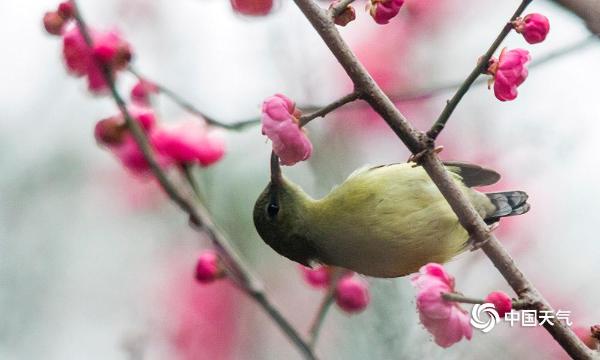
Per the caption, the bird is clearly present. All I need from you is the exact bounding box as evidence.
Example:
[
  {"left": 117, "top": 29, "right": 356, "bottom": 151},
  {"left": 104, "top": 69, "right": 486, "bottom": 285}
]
[{"left": 253, "top": 161, "right": 530, "bottom": 278}]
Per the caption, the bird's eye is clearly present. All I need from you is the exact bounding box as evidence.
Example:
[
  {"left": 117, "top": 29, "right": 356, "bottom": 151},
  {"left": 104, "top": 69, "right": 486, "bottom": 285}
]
[{"left": 267, "top": 203, "right": 279, "bottom": 218}]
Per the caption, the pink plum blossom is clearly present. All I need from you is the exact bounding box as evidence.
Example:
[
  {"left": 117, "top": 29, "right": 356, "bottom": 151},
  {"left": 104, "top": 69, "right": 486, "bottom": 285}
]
[
  {"left": 230, "top": 0, "right": 273, "bottom": 16},
  {"left": 299, "top": 265, "right": 331, "bottom": 288},
  {"left": 194, "top": 250, "right": 224, "bottom": 284},
  {"left": 488, "top": 48, "right": 531, "bottom": 102},
  {"left": 367, "top": 0, "right": 405, "bottom": 25},
  {"left": 152, "top": 121, "right": 226, "bottom": 167},
  {"left": 514, "top": 14, "right": 550, "bottom": 44},
  {"left": 485, "top": 291, "right": 512, "bottom": 317},
  {"left": 411, "top": 263, "right": 472, "bottom": 348},
  {"left": 261, "top": 94, "right": 313, "bottom": 166},
  {"left": 61, "top": 25, "right": 132, "bottom": 93},
  {"left": 335, "top": 275, "right": 370, "bottom": 313},
  {"left": 43, "top": 11, "right": 66, "bottom": 35}
]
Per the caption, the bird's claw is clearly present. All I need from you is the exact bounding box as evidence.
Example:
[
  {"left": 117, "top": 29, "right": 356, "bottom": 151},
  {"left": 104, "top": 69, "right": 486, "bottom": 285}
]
[
  {"left": 408, "top": 146, "right": 444, "bottom": 166},
  {"left": 468, "top": 222, "right": 498, "bottom": 251}
]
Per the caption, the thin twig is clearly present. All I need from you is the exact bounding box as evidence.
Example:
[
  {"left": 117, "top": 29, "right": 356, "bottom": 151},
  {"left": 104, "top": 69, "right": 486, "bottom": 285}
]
[
  {"left": 308, "top": 292, "right": 335, "bottom": 349},
  {"left": 442, "top": 292, "right": 531, "bottom": 310},
  {"left": 72, "top": 3, "right": 316, "bottom": 359},
  {"left": 128, "top": 66, "right": 260, "bottom": 131},
  {"left": 299, "top": 91, "right": 361, "bottom": 126},
  {"left": 426, "top": 0, "right": 533, "bottom": 140},
  {"left": 307, "top": 268, "right": 346, "bottom": 349},
  {"left": 292, "top": 0, "right": 594, "bottom": 358}
]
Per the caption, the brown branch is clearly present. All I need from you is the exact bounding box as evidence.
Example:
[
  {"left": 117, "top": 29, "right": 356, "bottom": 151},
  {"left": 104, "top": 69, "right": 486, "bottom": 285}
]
[
  {"left": 292, "top": 0, "right": 594, "bottom": 358},
  {"left": 426, "top": 0, "right": 533, "bottom": 140},
  {"left": 299, "top": 91, "right": 361, "bottom": 126},
  {"left": 71, "top": 3, "right": 316, "bottom": 359}
]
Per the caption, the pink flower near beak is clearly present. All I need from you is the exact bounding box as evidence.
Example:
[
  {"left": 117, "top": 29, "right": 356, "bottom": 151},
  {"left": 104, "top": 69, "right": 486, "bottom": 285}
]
[{"left": 261, "top": 94, "right": 313, "bottom": 166}]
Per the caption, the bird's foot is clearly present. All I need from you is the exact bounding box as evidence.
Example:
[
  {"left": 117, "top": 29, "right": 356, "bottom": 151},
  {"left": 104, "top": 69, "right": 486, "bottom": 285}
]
[
  {"left": 468, "top": 222, "right": 498, "bottom": 251},
  {"left": 408, "top": 145, "right": 444, "bottom": 166}
]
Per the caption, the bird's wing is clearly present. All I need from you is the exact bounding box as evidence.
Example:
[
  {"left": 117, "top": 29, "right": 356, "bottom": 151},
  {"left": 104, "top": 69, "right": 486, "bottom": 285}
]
[{"left": 443, "top": 161, "right": 501, "bottom": 187}]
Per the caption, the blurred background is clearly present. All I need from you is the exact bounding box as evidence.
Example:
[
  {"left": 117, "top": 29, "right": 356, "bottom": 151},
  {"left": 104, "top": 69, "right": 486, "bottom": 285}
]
[{"left": 1, "top": 0, "right": 599, "bottom": 359}]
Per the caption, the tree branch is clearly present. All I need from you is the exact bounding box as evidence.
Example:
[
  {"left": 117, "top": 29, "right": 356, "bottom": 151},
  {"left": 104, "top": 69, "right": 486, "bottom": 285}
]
[
  {"left": 549, "top": 0, "right": 600, "bottom": 35},
  {"left": 426, "top": 0, "right": 533, "bottom": 140},
  {"left": 292, "top": 0, "right": 594, "bottom": 358},
  {"left": 299, "top": 91, "right": 361, "bottom": 126},
  {"left": 72, "top": 3, "right": 316, "bottom": 359}
]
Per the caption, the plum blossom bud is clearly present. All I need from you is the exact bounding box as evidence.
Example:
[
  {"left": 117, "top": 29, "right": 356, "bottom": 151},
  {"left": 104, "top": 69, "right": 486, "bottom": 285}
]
[
  {"left": 230, "top": 0, "right": 273, "bottom": 16},
  {"left": 43, "top": 12, "right": 66, "bottom": 35},
  {"left": 57, "top": 1, "right": 75, "bottom": 20},
  {"left": 152, "top": 121, "right": 226, "bottom": 167},
  {"left": 94, "top": 116, "right": 126, "bottom": 145},
  {"left": 484, "top": 291, "right": 512, "bottom": 317},
  {"left": 195, "top": 250, "right": 225, "bottom": 284},
  {"left": 261, "top": 94, "right": 313, "bottom": 166},
  {"left": 130, "top": 79, "right": 159, "bottom": 105},
  {"left": 411, "top": 263, "right": 472, "bottom": 348},
  {"left": 513, "top": 14, "right": 550, "bottom": 44},
  {"left": 487, "top": 48, "right": 531, "bottom": 102},
  {"left": 366, "top": 0, "right": 405, "bottom": 25},
  {"left": 330, "top": 1, "right": 356, "bottom": 27},
  {"left": 299, "top": 265, "right": 331, "bottom": 288},
  {"left": 335, "top": 275, "right": 370, "bottom": 313}
]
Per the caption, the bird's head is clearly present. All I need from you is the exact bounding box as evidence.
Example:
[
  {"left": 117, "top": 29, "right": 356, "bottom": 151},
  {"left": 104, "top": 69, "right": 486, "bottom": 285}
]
[{"left": 253, "top": 154, "right": 316, "bottom": 266}]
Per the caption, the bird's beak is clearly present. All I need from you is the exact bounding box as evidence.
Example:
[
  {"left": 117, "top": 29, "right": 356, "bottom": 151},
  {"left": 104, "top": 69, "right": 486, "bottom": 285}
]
[{"left": 269, "top": 151, "right": 282, "bottom": 206}]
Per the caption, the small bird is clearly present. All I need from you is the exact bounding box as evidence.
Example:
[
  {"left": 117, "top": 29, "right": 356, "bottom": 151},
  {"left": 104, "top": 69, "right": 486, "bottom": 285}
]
[{"left": 253, "top": 161, "right": 529, "bottom": 278}]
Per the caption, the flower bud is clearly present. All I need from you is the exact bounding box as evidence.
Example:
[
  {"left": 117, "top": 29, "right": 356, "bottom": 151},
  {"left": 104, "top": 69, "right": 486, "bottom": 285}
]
[
  {"left": 57, "top": 1, "right": 75, "bottom": 20},
  {"left": 335, "top": 275, "right": 370, "bottom": 313},
  {"left": 484, "top": 291, "right": 512, "bottom": 317},
  {"left": 230, "top": 0, "right": 273, "bottom": 16},
  {"left": 367, "top": 0, "right": 405, "bottom": 25},
  {"left": 299, "top": 265, "right": 331, "bottom": 288},
  {"left": 43, "top": 11, "right": 66, "bottom": 35},
  {"left": 94, "top": 116, "right": 126, "bottom": 146},
  {"left": 131, "top": 79, "right": 159, "bottom": 105},
  {"left": 194, "top": 250, "right": 225, "bottom": 284},
  {"left": 514, "top": 13, "right": 550, "bottom": 44}
]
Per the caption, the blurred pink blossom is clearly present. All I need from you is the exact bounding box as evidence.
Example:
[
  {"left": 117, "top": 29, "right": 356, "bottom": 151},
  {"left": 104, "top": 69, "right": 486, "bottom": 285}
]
[
  {"left": 514, "top": 14, "right": 550, "bottom": 44},
  {"left": 43, "top": 11, "right": 66, "bottom": 35},
  {"left": 485, "top": 291, "right": 512, "bottom": 317},
  {"left": 153, "top": 121, "right": 226, "bottom": 167},
  {"left": 230, "top": 0, "right": 273, "bottom": 16},
  {"left": 130, "top": 79, "right": 159, "bottom": 105},
  {"left": 367, "top": 0, "right": 405, "bottom": 25},
  {"left": 335, "top": 275, "right": 370, "bottom": 313},
  {"left": 62, "top": 25, "right": 132, "bottom": 93},
  {"left": 261, "top": 94, "right": 313, "bottom": 166},
  {"left": 488, "top": 48, "right": 531, "bottom": 102},
  {"left": 411, "top": 263, "right": 472, "bottom": 348},
  {"left": 299, "top": 265, "right": 331, "bottom": 288}
]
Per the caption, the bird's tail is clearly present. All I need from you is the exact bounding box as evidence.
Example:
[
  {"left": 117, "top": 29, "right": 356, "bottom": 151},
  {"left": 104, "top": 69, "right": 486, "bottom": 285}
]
[{"left": 484, "top": 191, "right": 530, "bottom": 224}]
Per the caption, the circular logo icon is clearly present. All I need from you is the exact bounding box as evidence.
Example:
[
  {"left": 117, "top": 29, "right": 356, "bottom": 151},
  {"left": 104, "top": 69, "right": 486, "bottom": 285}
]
[{"left": 471, "top": 303, "right": 500, "bottom": 333}]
